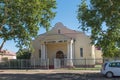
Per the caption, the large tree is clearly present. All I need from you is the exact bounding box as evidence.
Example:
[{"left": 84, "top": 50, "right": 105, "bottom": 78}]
[
  {"left": 0, "top": 0, "right": 56, "bottom": 51},
  {"left": 77, "top": 0, "right": 120, "bottom": 58}
]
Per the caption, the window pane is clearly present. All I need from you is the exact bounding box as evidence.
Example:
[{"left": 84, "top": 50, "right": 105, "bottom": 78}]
[
  {"left": 80, "top": 48, "right": 83, "bottom": 57},
  {"left": 109, "top": 62, "right": 117, "bottom": 67},
  {"left": 39, "top": 49, "right": 41, "bottom": 58},
  {"left": 58, "top": 29, "right": 61, "bottom": 34},
  {"left": 116, "top": 62, "right": 120, "bottom": 67}
]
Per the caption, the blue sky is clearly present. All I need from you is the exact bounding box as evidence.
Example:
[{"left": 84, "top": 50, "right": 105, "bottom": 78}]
[{"left": 0, "top": 0, "right": 82, "bottom": 52}]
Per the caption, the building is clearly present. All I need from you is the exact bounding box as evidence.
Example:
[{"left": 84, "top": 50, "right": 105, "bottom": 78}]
[
  {"left": 31, "top": 22, "right": 102, "bottom": 68},
  {"left": 0, "top": 50, "right": 16, "bottom": 61}
]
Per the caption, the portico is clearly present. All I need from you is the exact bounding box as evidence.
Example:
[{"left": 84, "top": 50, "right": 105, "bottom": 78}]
[{"left": 40, "top": 38, "right": 74, "bottom": 67}]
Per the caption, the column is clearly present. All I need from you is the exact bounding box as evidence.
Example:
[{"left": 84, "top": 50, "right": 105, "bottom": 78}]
[
  {"left": 41, "top": 43, "right": 46, "bottom": 67},
  {"left": 67, "top": 39, "right": 73, "bottom": 67},
  {"left": 41, "top": 43, "right": 46, "bottom": 60}
]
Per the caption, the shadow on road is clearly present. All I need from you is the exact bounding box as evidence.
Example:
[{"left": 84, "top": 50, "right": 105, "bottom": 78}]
[{"left": 0, "top": 73, "right": 120, "bottom": 80}]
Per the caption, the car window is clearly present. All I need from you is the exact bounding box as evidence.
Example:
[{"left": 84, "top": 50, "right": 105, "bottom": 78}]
[
  {"left": 103, "top": 63, "right": 108, "bottom": 70},
  {"left": 109, "top": 62, "right": 120, "bottom": 67},
  {"left": 109, "top": 62, "right": 116, "bottom": 67},
  {"left": 116, "top": 62, "right": 120, "bottom": 67}
]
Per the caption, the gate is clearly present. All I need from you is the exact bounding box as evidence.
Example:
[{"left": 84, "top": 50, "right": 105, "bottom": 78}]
[{"left": 54, "top": 58, "right": 67, "bottom": 69}]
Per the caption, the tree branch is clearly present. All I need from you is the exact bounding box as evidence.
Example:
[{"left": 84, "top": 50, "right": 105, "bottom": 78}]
[
  {"left": 109, "top": 0, "right": 113, "bottom": 6},
  {"left": 0, "top": 39, "right": 6, "bottom": 51},
  {"left": 0, "top": 0, "right": 8, "bottom": 31}
]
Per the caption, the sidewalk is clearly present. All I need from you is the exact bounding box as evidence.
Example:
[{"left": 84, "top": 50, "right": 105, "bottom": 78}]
[{"left": 0, "top": 69, "right": 100, "bottom": 74}]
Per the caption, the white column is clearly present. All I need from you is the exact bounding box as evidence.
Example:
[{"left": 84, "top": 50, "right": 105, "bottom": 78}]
[
  {"left": 45, "top": 45, "right": 47, "bottom": 59},
  {"left": 70, "top": 40, "right": 73, "bottom": 60},
  {"left": 67, "top": 42, "right": 70, "bottom": 60},
  {"left": 67, "top": 40, "right": 73, "bottom": 67},
  {"left": 41, "top": 43, "right": 46, "bottom": 60}
]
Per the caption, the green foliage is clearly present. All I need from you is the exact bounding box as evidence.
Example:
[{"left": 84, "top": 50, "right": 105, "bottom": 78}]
[
  {"left": 77, "top": 0, "right": 120, "bottom": 57},
  {"left": 17, "top": 50, "right": 31, "bottom": 59},
  {"left": 0, "top": 0, "right": 56, "bottom": 50}
]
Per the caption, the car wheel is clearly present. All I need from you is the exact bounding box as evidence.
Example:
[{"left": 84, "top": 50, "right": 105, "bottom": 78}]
[{"left": 106, "top": 72, "right": 113, "bottom": 78}]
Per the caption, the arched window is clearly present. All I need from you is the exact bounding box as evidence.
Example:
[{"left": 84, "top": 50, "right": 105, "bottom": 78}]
[{"left": 56, "top": 51, "right": 64, "bottom": 59}]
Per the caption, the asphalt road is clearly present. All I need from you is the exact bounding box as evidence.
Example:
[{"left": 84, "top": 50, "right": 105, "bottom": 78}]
[{"left": 0, "top": 70, "right": 120, "bottom": 80}]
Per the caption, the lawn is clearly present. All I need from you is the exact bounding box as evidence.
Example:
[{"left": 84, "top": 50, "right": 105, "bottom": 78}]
[{"left": 69, "top": 65, "right": 102, "bottom": 70}]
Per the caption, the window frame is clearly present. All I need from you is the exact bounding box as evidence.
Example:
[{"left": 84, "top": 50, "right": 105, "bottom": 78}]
[
  {"left": 39, "top": 49, "right": 41, "bottom": 58},
  {"left": 80, "top": 48, "right": 83, "bottom": 57}
]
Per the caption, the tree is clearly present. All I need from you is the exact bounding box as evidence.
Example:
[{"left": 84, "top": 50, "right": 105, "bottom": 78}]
[
  {"left": 17, "top": 50, "right": 31, "bottom": 59},
  {"left": 0, "top": 0, "right": 56, "bottom": 51},
  {"left": 77, "top": 0, "right": 120, "bottom": 58}
]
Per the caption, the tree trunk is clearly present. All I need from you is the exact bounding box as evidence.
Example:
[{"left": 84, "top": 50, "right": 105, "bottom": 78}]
[{"left": 0, "top": 39, "right": 6, "bottom": 51}]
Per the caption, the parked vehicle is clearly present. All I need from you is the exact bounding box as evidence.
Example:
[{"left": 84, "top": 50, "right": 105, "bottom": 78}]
[{"left": 101, "top": 60, "right": 120, "bottom": 78}]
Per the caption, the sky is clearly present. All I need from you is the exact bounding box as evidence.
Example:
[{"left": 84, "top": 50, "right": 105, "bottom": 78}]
[{"left": 0, "top": 0, "right": 82, "bottom": 52}]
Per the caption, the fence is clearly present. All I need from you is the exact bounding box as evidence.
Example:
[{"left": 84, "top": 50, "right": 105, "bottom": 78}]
[
  {"left": 0, "top": 58, "right": 118, "bottom": 70},
  {"left": 0, "top": 59, "right": 49, "bottom": 69},
  {"left": 54, "top": 58, "right": 103, "bottom": 70}
]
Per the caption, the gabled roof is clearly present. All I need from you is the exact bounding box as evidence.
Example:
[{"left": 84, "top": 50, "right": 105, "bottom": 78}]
[{"left": 38, "top": 22, "right": 84, "bottom": 40}]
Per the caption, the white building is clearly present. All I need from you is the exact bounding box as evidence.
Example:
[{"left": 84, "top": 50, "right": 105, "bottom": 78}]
[{"left": 31, "top": 22, "right": 102, "bottom": 68}]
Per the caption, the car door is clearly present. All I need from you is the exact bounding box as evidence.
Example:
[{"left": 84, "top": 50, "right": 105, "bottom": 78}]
[
  {"left": 108, "top": 62, "right": 119, "bottom": 76},
  {"left": 109, "top": 62, "right": 120, "bottom": 76},
  {"left": 115, "top": 62, "right": 120, "bottom": 76}
]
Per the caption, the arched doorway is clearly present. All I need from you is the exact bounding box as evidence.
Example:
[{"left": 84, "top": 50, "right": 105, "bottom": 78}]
[
  {"left": 56, "top": 51, "right": 64, "bottom": 59},
  {"left": 55, "top": 51, "right": 64, "bottom": 68}
]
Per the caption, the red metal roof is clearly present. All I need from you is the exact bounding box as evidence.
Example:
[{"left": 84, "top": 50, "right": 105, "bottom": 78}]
[{"left": 0, "top": 50, "right": 16, "bottom": 56}]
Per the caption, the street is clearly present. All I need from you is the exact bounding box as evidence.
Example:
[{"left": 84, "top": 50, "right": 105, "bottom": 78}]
[{"left": 0, "top": 69, "right": 120, "bottom": 80}]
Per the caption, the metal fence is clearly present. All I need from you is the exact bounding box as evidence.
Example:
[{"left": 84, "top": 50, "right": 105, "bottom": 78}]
[
  {"left": 54, "top": 58, "right": 103, "bottom": 70},
  {"left": 0, "top": 59, "right": 49, "bottom": 69},
  {"left": 0, "top": 58, "right": 118, "bottom": 70}
]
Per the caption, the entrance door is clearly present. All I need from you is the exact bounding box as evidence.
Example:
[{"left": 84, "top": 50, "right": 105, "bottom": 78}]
[{"left": 54, "top": 51, "right": 64, "bottom": 68}]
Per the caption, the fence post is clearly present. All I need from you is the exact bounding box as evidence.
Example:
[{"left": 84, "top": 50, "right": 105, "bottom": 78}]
[
  {"left": 8, "top": 60, "right": 10, "bottom": 69},
  {"left": 19, "top": 59, "right": 21, "bottom": 69},
  {"left": 25, "top": 59, "right": 27, "bottom": 69},
  {"left": 34, "top": 59, "right": 35, "bottom": 69},
  {"left": 85, "top": 58, "right": 86, "bottom": 70},
  {"left": 21, "top": 59, "right": 22, "bottom": 69},
  {"left": 47, "top": 59, "right": 49, "bottom": 69}
]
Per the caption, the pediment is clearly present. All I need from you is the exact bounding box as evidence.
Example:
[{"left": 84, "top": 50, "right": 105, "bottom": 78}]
[
  {"left": 38, "top": 22, "right": 85, "bottom": 43},
  {"left": 40, "top": 34, "right": 71, "bottom": 42}
]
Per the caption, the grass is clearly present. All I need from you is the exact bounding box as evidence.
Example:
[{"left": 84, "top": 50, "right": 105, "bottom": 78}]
[{"left": 69, "top": 65, "right": 102, "bottom": 70}]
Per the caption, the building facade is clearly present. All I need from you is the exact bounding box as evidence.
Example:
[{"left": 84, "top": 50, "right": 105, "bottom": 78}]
[
  {"left": 0, "top": 50, "right": 16, "bottom": 61},
  {"left": 31, "top": 22, "right": 102, "bottom": 68}
]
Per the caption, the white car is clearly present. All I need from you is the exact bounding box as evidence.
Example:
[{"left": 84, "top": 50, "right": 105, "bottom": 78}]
[{"left": 101, "top": 60, "right": 120, "bottom": 78}]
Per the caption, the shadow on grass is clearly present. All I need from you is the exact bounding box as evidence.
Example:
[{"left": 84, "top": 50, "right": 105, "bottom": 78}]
[{"left": 0, "top": 73, "right": 120, "bottom": 80}]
